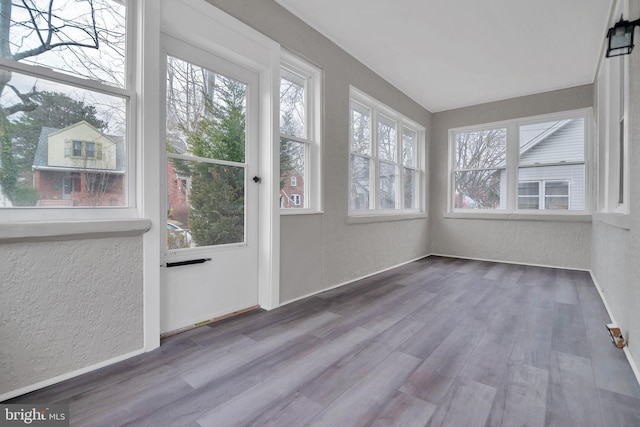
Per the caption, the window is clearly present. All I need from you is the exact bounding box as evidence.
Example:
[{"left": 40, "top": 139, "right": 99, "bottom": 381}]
[
  {"left": 349, "top": 87, "right": 425, "bottom": 215},
  {"left": 279, "top": 52, "right": 322, "bottom": 212},
  {"left": 453, "top": 127, "right": 506, "bottom": 209},
  {"left": 450, "top": 109, "right": 590, "bottom": 214},
  {"left": 0, "top": 0, "right": 131, "bottom": 211},
  {"left": 73, "top": 141, "right": 83, "bottom": 157},
  {"left": 518, "top": 180, "right": 570, "bottom": 210},
  {"left": 68, "top": 141, "right": 103, "bottom": 159}
]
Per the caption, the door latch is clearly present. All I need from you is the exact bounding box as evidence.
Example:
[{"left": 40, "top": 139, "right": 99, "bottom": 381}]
[{"left": 252, "top": 176, "right": 261, "bottom": 183}]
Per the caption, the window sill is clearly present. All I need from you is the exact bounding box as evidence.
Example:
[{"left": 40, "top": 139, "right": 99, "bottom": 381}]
[
  {"left": 0, "top": 218, "right": 152, "bottom": 244},
  {"left": 348, "top": 212, "right": 427, "bottom": 224},
  {"left": 593, "top": 212, "right": 631, "bottom": 230},
  {"left": 280, "top": 209, "right": 324, "bottom": 216},
  {"left": 443, "top": 211, "right": 591, "bottom": 223}
]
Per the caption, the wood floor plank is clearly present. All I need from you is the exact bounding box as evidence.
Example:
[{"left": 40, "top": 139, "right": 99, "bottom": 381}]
[
  {"left": 551, "top": 302, "right": 591, "bottom": 359},
  {"left": 401, "top": 317, "right": 487, "bottom": 403},
  {"left": 126, "top": 335, "right": 326, "bottom": 427},
  {"left": 597, "top": 388, "right": 640, "bottom": 427},
  {"left": 498, "top": 363, "right": 549, "bottom": 427},
  {"left": 509, "top": 302, "right": 555, "bottom": 370},
  {"left": 370, "top": 392, "right": 436, "bottom": 427},
  {"left": 458, "top": 309, "right": 525, "bottom": 387},
  {"left": 438, "top": 379, "right": 497, "bottom": 427},
  {"left": 298, "top": 340, "right": 394, "bottom": 407},
  {"left": 545, "top": 351, "right": 603, "bottom": 427},
  {"left": 246, "top": 392, "right": 324, "bottom": 427},
  {"left": 196, "top": 327, "right": 375, "bottom": 426},
  {"left": 305, "top": 351, "right": 422, "bottom": 427}
]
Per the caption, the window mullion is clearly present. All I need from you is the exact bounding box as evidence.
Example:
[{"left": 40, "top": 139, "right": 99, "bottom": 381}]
[
  {"left": 507, "top": 123, "right": 519, "bottom": 211},
  {"left": 372, "top": 106, "right": 379, "bottom": 210}
]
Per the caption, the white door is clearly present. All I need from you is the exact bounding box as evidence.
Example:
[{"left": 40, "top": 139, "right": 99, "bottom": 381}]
[{"left": 160, "top": 36, "right": 260, "bottom": 334}]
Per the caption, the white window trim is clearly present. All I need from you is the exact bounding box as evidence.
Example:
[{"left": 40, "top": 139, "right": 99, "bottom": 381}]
[
  {"left": 0, "top": 0, "right": 137, "bottom": 222},
  {"left": 448, "top": 108, "right": 593, "bottom": 218},
  {"left": 348, "top": 86, "right": 426, "bottom": 218},
  {"left": 594, "top": 0, "right": 630, "bottom": 217},
  {"left": 279, "top": 50, "right": 323, "bottom": 215}
]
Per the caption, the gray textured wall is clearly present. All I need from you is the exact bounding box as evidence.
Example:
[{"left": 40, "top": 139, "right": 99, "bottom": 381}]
[
  {"left": 429, "top": 85, "right": 594, "bottom": 269},
  {"left": 207, "top": 0, "right": 431, "bottom": 303},
  {"left": 592, "top": 0, "right": 640, "bottom": 371},
  {"left": 0, "top": 236, "right": 143, "bottom": 397}
]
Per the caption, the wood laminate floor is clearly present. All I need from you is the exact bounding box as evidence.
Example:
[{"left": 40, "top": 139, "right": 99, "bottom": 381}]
[{"left": 7, "top": 256, "right": 640, "bottom": 426}]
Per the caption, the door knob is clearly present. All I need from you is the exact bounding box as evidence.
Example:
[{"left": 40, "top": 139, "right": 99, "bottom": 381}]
[{"left": 252, "top": 176, "right": 261, "bottom": 183}]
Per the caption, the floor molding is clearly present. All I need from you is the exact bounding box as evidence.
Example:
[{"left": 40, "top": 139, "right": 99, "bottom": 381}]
[
  {"left": 0, "top": 348, "right": 145, "bottom": 402},
  {"left": 429, "top": 252, "right": 591, "bottom": 272}
]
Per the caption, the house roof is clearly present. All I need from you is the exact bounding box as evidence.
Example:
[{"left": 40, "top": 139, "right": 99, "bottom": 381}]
[
  {"left": 32, "top": 121, "right": 125, "bottom": 172},
  {"left": 519, "top": 119, "right": 573, "bottom": 157}
]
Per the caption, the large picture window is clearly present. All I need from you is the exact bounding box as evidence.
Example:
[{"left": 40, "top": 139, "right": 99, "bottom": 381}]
[
  {"left": 349, "top": 87, "right": 425, "bottom": 215},
  {"left": 450, "top": 109, "right": 590, "bottom": 214},
  {"left": 279, "top": 52, "right": 322, "bottom": 212},
  {"left": 0, "top": 0, "right": 131, "bottom": 211}
]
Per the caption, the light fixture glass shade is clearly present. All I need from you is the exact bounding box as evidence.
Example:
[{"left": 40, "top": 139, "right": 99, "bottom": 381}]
[{"left": 606, "top": 18, "right": 638, "bottom": 57}]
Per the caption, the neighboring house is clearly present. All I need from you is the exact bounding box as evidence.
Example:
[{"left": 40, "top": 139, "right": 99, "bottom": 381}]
[
  {"left": 499, "top": 118, "right": 585, "bottom": 210},
  {"left": 167, "top": 160, "right": 190, "bottom": 224},
  {"left": 280, "top": 169, "right": 304, "bottom": 208},
  {"left": 32, "top": 121, "right": 125, "bottom": 206}
]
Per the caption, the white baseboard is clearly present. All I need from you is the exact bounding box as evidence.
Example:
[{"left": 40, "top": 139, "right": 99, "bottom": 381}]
[
  {"left": 429, "top": 252, "right": 591, "bottom": 272},
  {"left": 279, "top": 254, "right": 431, "bottom": 307},
  {"left": 0, "top": 348, "right": 145, "bottom": 402},
  {"left": 589, "top": 272, "right": 640, "bottom": 388}
]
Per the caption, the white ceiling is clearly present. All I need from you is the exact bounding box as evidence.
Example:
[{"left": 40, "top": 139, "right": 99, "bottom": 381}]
[{"left": 275, "top": 0, "right": 614, "bottom": 112}]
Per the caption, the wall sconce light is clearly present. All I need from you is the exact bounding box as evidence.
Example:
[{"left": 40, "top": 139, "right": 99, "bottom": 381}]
[{"left": 606, "top": 15, "right": 640, "bottom": 57}]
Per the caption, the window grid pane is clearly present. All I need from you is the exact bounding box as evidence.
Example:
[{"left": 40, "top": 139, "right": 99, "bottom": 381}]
[
  {"left": 378, "top": 114, "right": 397, "bottom": 162},
  {"left": 454, "top": 169, "right": 504, "bottom": 209},
  {"left": 379, "top": 161, "right": 397, "bottom": 209},
  {"left": 351, "top": 101, "right": 371, "bottom": 156},
  {"left": 455, "top": 128, "right": 506, "bottom": 170},
  {"left": 280, "top": 139, "right": 306, "bottom": 209},
  {"left": 279, "top": 73, "right": 306, "bottom": 138},
  {"left": 4, "top": 0, "right": 127, "bottom": 88},
  {"left": 350, "top": 155, "right": 371, "bottom": 210},
  {"left": 403, "top": 128, "right": 417, "bottom": 167},
  {"left": 404, "top": 168, "right": 417, "bottom": 210}
]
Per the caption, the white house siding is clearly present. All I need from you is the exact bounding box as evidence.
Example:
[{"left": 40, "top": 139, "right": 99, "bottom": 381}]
[{"left": 520, "top": 118, "right": 585, "bottom": 164}]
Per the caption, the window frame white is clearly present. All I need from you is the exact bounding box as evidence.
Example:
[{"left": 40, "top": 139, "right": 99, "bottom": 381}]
[
  {"left": 596, "top": 0, "right": 630, "bottom": 216},
  {"left": 348, "top": 86, "right": 426, "bottom": 217},
  {"left": 0, "top": 0, "right": 137, "bottom": 221},
  {"left": 448, "top": 108, "right": 592, "bottom": 217},
  {"left": 279, "top": 50, "right": 322, "bottom": 215}
]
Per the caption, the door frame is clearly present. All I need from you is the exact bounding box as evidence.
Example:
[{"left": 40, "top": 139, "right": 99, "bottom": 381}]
[{"left": 143, "top": 0, "right": 281, "bottom": 350}]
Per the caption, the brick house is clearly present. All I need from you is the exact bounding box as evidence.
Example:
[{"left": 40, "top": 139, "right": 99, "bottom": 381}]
[
  {"left": 166, "top": 160, "right": 190, "bottom": 225},
  {"left": 280, "top": 169, "right": 304, "bottom": 208},
  {"left": 32, "top": 121, "right": 125, "bottom": 206}
]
